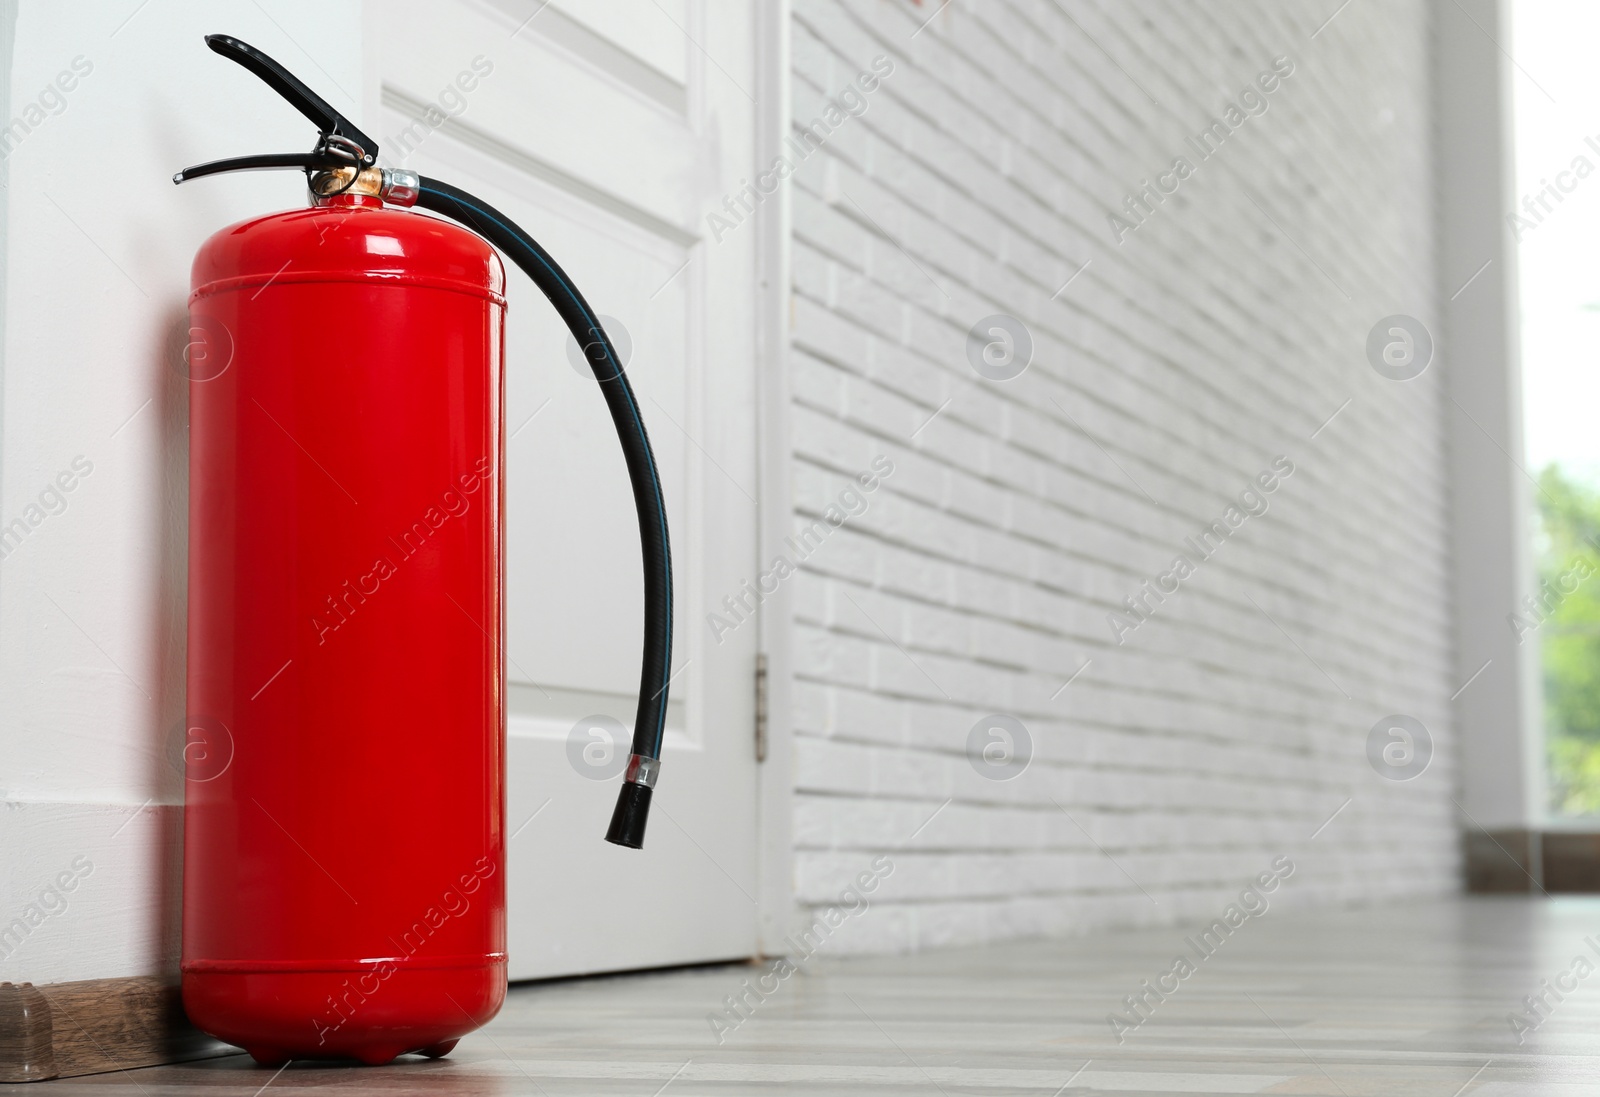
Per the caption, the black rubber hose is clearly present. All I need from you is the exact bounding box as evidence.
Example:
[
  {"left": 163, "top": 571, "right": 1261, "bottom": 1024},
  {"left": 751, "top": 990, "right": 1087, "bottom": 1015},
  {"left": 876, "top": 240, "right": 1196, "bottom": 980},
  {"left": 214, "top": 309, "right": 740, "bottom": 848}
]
[{"left": 415, "top": 177, "right": 670, "bottom": 849}]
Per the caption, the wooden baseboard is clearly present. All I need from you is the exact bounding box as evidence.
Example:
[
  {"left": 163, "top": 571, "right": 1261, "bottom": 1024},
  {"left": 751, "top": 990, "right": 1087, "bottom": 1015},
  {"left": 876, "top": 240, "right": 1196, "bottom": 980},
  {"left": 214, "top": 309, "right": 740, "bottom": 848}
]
[
  {"left": 1542, "top": 832, "right": 1600, "bottom": 892},
  {"left": 0, "top": 976, "right": 230, "bottom": 1083},
  {"left": 1463, "top": 828, "right": 1543, "bottom": 893},
  {"left": 1463, "top": 827, "right": 1600, "bottom": 894}
]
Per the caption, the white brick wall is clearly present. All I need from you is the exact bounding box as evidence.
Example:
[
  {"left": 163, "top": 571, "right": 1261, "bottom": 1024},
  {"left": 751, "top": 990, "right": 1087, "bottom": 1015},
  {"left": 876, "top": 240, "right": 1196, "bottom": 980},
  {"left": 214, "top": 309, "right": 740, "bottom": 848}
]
[{"left": 786, "top": 0, "right": 1455, "bottom": 953}]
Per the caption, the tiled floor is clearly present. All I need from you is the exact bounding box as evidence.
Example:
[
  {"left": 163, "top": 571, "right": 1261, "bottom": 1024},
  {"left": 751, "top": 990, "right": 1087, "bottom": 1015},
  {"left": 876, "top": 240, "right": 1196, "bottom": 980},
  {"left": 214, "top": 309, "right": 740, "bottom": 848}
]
[{"left": 38, "top": 896, "right": 1600, "bottom": 1094}]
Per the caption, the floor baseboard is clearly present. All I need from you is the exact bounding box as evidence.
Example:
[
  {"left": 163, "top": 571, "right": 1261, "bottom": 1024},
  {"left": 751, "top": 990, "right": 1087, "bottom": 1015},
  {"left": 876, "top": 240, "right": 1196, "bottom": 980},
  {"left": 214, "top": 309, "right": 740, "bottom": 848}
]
[
  {"left": 0, "top": 976, "right": 230, "bottom": 1083},
  {"left": 1463, "top": 827, "right": 1600, "bottom": 893}
]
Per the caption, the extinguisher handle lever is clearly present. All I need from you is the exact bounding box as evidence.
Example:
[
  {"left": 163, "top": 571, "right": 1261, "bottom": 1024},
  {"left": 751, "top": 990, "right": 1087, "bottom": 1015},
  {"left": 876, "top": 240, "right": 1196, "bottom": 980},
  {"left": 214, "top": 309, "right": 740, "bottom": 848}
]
[{"left": 202, "top": 34, "right": 380, "bottom": 166}]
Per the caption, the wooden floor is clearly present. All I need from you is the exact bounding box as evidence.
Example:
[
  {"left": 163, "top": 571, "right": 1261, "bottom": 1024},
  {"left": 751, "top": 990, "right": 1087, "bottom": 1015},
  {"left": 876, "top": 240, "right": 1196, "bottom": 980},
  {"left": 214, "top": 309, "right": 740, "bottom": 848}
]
[{"left": 34, "top": 896, "right": 1600, "bottom": 1094}]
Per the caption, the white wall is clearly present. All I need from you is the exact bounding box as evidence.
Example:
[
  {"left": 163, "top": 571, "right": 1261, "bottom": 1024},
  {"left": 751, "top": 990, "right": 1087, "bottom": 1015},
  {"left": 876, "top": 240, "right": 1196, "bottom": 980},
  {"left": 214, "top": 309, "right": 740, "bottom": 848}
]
[
  {"left": 0, "top": 1, "right": 363, "bottom": 985},
  {"left": 786, "top": 0, "right": 1459, "bottom": 952},
  {"left": 1436, "top": 0, "right": 1543, "bottom": 831}
]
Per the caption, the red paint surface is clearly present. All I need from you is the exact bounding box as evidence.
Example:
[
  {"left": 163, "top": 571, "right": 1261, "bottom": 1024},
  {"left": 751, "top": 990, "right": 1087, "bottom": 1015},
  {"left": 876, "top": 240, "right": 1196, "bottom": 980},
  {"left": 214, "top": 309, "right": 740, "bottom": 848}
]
[{"left": 182, "top": 194, "right": 507, "bottom": 1065}]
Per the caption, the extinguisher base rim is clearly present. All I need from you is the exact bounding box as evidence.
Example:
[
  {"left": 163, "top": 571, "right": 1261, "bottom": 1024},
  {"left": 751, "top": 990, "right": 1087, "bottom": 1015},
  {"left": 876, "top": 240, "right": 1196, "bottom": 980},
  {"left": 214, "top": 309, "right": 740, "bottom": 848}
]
[{"left": 604, "top": 782, "right": 652, "bottom": 849}]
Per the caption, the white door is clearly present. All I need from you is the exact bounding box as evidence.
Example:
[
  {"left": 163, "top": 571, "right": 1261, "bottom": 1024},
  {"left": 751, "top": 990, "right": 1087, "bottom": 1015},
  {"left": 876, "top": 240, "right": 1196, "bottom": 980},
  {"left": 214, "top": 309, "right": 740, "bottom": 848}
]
[{"left": 378, "top": 0, "right": 761, "bottom": 979}]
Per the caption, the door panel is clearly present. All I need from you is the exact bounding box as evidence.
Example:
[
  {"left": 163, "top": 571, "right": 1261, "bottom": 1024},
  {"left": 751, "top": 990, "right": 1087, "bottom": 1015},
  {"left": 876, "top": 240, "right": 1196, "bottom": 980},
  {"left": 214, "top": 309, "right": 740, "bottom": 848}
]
[
  {"left": 380, "top": 0, "right": 759, "bottom": 979},
  {"left": 544, "top": 0, "right": 690, "bottom": 87},
  {"left": 382, "top": 4, "right": 701, "bottom": 227}
]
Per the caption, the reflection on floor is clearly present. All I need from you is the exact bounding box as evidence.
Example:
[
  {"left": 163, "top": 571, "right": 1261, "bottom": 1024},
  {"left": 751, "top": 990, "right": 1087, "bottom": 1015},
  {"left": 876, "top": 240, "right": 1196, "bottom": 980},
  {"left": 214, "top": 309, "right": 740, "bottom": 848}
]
[{"left": 36, "top": 897, "right": 1600, "bottom": 1094}]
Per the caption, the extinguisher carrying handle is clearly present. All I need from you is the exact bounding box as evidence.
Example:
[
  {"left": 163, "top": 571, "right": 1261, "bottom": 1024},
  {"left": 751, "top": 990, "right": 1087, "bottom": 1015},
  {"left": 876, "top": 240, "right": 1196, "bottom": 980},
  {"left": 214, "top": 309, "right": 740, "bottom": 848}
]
[
  {"left": 412, "top": 178, "right": 673, "bottom": 851},
  {"left": 173, "top": 150, "right": 357, "bottom": 185}
]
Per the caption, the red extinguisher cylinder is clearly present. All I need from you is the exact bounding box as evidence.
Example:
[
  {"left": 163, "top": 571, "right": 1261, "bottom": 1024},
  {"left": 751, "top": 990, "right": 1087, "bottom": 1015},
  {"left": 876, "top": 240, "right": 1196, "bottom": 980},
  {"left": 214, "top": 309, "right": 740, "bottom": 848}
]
[{"left": 182, "top": 192, "right": 508, "bottom": 1065}]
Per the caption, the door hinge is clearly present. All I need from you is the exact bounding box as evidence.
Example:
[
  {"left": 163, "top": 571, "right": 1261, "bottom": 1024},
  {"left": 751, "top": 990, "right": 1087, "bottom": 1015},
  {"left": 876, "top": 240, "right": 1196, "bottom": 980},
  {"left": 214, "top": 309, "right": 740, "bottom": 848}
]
[{"left": 754, "top": 652, "right": 768, "bottom": 763}]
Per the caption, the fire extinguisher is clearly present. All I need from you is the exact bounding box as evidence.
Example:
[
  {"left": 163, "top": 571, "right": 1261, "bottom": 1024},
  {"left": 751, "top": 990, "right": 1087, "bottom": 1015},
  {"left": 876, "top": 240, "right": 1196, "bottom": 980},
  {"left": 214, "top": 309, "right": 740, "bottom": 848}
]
[{"left": 173, "top": 35, "right": 671, "bottom": 1065}]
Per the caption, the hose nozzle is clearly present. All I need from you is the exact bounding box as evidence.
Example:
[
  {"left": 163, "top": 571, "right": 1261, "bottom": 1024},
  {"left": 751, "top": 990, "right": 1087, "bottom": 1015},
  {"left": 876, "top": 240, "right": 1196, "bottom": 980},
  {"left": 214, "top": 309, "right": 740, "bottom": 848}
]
[
  {"left": 604, "top": 782, "right": 652, "bottom": 849},
  {"left": 604, "top": 754, "right": 658, "bottom": 849}
]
